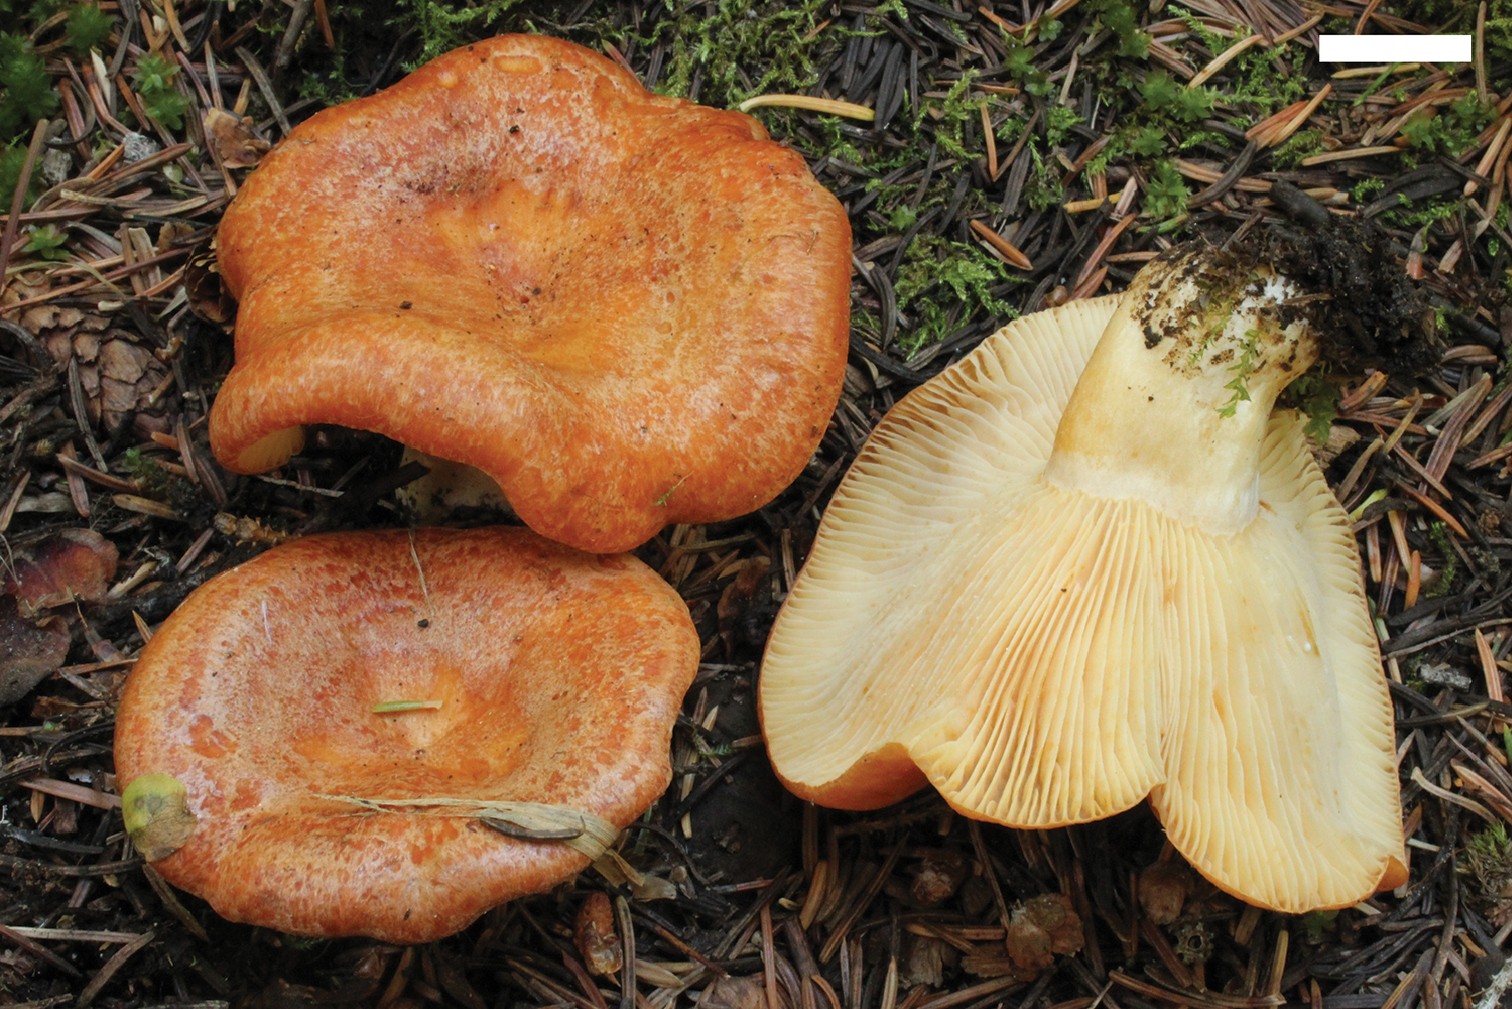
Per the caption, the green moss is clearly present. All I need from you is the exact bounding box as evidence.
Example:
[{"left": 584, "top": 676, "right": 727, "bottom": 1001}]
[
  {"left": 1126, "top": 124, "right": 1166, "bottom": 158},
  {"left": 920, "top": 70, "right": 983, "bottom": 160},
  {"left": 400, "top": 0, "right": 527, "bottom": 65},
  {"left": 122, "top": 446, "right": 171, "bottom": 495},
  {"left": 1378, "top": 193, "right": 1463, "bottom": 231},
  {"left": 0, "top": 32, "right": 58, "bottom": 140},
  {"left": 1217, "top": 329, "right": 1261, "bottom": 418},
  {"left": 1460, "top": 821, "right": 1512, "bottom": 916},
  {"left": 1400, "top": 92, "right": 1496, "bottom": 162},
  {"left": 0, "top": 143, "right": 24, "bottom": 204},
  {"left": 1022, "top": 144, "right": 1064, "bottom": 211},
  {"left": 1086, "top": 0, "right": 1149, "bottom": 58},
  {"left": 1270, "top": 128, "right": 1322, "bottom": 169},
  {"left": 1001, "top": 34, "right": 1052, "bottom": 98},
  {"left": 1143, "top": 159, "right": 1189, "bottom": 226},
  {"left": 1282, "top": 373, "right": 1340, "bottom": 444},
  {"left": 1351, "top": 176, "right": 1386, "bottom": 204},
  {"left": 0, "top": 0, "right": 65, "bottom": 20},
  {"left": 65, "top": 3, "right": 112, "bottom": 54},
  {"left": 132, "top": 52, "right": 190, "bottom": 131},
  {"left": 20, "top": 223, "right": 68, "bottom": 260},
  {"left": 1425, "top": 521, "right": 1458, "bottom": 597},
  {"left": 1140, "top": 69, "right": 1215, "bottom": 123},
  {"left": 1298, "top": 910, "right": 1340, "bottom": 944},
  {"left": 1175, "top": 128, "right": 1230, "bottom": 151},
  {"left": 292, "top": 1, "right": 614, "bottom": 106},
  {"left": 645, "top": 0, "right": 833, "bottom": 105},
  {"left": 1225, "top": 44, "right": 1308, "bottom": 116},
  {"left": 893, "top": 236, "right": 1017, "bottom": 351},
  {"left": 1044, "top": 104, "right": 1083, "bottom": 146}
]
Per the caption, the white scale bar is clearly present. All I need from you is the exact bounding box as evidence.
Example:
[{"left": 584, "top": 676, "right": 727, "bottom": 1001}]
[{"left": 1317, "top": 34, "right": 1472, "bottom": 63}]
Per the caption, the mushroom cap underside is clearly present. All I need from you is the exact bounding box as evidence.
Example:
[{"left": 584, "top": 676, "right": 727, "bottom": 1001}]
[
  {"left": 210, "top": 34, "right": 851, "bottom": 553},
  {"left": 759, "top": 295, "right": 1405, "bottom": 913},
  {"left": 114, "top": 526, "right": 699, "bottom": 943}
]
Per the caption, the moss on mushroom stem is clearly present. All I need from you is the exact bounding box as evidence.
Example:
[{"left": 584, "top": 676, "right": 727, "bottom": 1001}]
[{"left": 1044, "top": 246, "right": 1323, "bottom": 536}]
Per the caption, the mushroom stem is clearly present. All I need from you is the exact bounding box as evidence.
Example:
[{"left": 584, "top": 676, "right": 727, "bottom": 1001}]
[{"left": 1043, "top": 247, "right": 1322, "bottom": 536}]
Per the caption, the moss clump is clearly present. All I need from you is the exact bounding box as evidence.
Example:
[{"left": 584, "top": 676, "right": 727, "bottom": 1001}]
[
  {"left": 131, "top": 52, "right": 191, "bottom": 132},
  {"left": 1399, "top": 92, "right": 1496, "bottom": 163},
  {"left": 1282, "top": 373, "right": 1341, "bottom": 445},
  {"left": 64, "top": 2, "right": 112, "bottom": 54},
  {"left": 1461, "top": 822, "right": 1512, "bottom": 925},
  {"left": 0, "top": 26, "right": 59, "bottom": 209},
  {"left": 893, "top": 236, "right": 1017, "bottom": 352},
  {"left": 1143, "top": 159, "right": 1190, "bottom": 227},
  {"left": 643, "top": 0, "right": 833, "bottom": 104},
  {"left": 402, "top": 0, "right": 528, "bottom": 65},
  {"left": 0, "top": 31, "right": 58, "bottom": 139}
]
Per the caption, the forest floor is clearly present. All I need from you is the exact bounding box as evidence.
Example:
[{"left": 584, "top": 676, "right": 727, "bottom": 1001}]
[{"left": 1, "top": 0, "right": 1511, "bottom": 1007}]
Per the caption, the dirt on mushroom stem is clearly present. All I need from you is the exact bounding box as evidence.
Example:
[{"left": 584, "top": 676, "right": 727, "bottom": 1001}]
[{"left": 1238, "top": 214, "right": 1440, "bottom": 378}]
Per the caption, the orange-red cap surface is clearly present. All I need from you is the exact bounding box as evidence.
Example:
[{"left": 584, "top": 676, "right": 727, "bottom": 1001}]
[
  {"left": 114, "top": 526, "right": 699, "bottom": 942},
  {"left": 210, "top": 34, "right": 851, "bottom": 552}
]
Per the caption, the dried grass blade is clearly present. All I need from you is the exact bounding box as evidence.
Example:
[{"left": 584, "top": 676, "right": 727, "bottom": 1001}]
[{"left": 317, "top": 795, "right": 619, "bottom": 860}]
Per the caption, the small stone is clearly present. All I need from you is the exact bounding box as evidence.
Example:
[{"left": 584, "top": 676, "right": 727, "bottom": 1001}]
[{"left": 122, "top": 131, "right": 160, "bottom": 163}]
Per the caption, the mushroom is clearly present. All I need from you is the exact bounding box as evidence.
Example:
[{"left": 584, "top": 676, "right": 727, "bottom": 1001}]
[
  {"left": 759, "top": 245, "right": 1406, "bottom": 913},
  {"left": 114, "top": 526, "right": 699, "bottom": 942},
  {"left": 209, "top": 34, "right": 851, "bottom": 553}
]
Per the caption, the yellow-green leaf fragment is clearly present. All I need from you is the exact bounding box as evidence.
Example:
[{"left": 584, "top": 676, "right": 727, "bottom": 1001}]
[
  {"left": 371, "top": 698, "right": 443, "bottom": 713},
  {"left": 121, "top": 773, "right": 197, "bottom": 861}
]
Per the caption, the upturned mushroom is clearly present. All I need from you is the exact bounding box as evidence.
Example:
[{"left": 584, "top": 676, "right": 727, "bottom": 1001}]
[
  {"left": 210, "top": 34, "right": 851, "bottom": 553},
  {"left": 114, "top": 526, "right": 698, "bottom": 942},
  {"left": 759, "top": 244, "right": 1406, "bottom": 913}
]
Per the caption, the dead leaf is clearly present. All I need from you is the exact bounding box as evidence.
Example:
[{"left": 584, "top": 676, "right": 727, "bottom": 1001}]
[
  {"left": 184, "top": 239, "right": 235, "bottom": 325},
  {"left": 1139, "top": 859, "right": 1195, "bottom": 925},
  {"left": 0, "top": 597, "right": 71, "bottom": 706},
  {"left": 203, "top": 107, "right": 272, "bottom": 169},
  {"left": 698, "top": 976, "right": 766, "bottom": 1009},
  {"left": 1005, "top": 893, "right": 1083, "bottom": 975},
  {"left": 4, "top": 528, "right": 119, "bottom": 614},
  {"left": 908, "top": 848, "right": 970, "bottom": 906}
]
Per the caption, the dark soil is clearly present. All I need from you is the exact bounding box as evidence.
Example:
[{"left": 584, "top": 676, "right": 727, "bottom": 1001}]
[{"left": 1261, "top": 190, "right": 1438, "bottom": 375}]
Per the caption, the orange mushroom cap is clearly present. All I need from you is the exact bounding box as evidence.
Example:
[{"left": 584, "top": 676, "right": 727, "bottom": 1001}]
[
  {"left": 113, "top": 526, "right": 698, "bottom": 943},
  {"left": 210, "top": 34, "right": 852, "bottom": 553}
]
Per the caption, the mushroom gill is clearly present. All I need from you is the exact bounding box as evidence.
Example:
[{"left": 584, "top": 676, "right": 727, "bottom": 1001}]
[{"left": 759, "top": 246, "right": 1405, "bottom": 913}]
